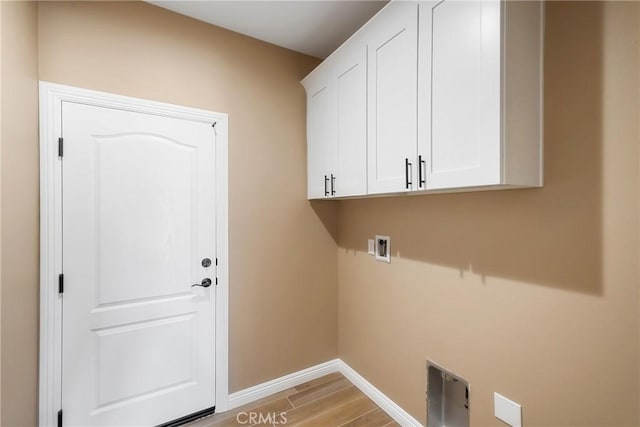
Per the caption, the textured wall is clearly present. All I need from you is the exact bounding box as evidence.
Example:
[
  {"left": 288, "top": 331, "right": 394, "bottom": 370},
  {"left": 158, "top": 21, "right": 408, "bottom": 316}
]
[
  {"left": 337, "top": 2, "right": 640, "bottom": 425},
  {"left": 1, "top": 2, "right": 39, "bottom": 425}
]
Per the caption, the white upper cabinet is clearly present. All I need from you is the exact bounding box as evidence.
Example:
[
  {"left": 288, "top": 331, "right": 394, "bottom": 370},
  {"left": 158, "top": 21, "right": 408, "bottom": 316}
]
[
  {"left": 334, "top": 43, "right": 367, "bottom": 197},
  {"left": 366, "top": 2, "right": 418, "bottom": 195},
  {"left": 302, "top": 0, "right": 543, "bottom": 200},
  {"left": 418, "top": 0, "right": 543, "bottom": 190},
  {"left": 305, "top": 70, "right": 334, "bottom": 199},
  {"left": 302, "top": 39, "right": 367, "bottom": 199}
]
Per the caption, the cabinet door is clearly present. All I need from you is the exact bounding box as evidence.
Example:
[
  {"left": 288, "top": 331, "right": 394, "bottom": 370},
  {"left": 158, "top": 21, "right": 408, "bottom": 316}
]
[
  {"left": 367, "top": 2, "right": 418, "bottom": 194},
  {"left": 333, "top": 44, "right": 367, "bottom": 197},
  {"left": 306, "top": 75, "right": 335, "bottom": 199},
  {"left": 423, "top": 0, "right": 501, "bottom": 190}
]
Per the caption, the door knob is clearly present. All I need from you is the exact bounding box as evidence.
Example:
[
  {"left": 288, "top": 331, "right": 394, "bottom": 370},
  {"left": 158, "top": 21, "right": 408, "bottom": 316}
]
[{"left": 192, "top": 278, "right": 212, "bottom": 288}]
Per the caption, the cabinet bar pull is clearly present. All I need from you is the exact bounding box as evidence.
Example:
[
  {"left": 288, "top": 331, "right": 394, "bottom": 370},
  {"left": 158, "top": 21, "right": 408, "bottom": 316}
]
[
  {"left": 418, "top": 155, "right": 426, "bottom": 188},
  {"left": 331, "top": 174, "right": 336, "bottom": 196},
  {"left": 405, "top": 158, "right": 412, "bottom": 189},
  {"left": 324, "top": 175, "right": 329, "bottom": 196}
]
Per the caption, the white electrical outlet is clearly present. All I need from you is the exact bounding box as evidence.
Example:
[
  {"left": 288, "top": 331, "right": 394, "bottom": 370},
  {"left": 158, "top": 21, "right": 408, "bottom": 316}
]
[
  {"left": 375, "top": 235, "right": 390, "bottom": 263},
  {"left": 367, "top": 239, "right": 375, "bottom": 255},
  {"left": 494, "top": 392, "right": 522, "bottom": 427}
]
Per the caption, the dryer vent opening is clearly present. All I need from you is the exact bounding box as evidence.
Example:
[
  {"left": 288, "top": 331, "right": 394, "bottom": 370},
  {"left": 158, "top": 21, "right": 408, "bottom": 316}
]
[{"left": 427, "top": 361, "right": 469, "bottom": 427}]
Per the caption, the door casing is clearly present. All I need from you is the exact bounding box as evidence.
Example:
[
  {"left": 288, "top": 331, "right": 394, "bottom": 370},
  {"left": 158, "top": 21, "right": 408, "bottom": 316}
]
[{"left": 38, "top": 82, "right": 230, "bottom": 426}]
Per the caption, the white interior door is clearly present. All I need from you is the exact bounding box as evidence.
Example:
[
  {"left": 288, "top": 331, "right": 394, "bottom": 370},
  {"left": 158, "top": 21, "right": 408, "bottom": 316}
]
[{"left": 62, "top": 101, "right": 216, "bottom": 426}]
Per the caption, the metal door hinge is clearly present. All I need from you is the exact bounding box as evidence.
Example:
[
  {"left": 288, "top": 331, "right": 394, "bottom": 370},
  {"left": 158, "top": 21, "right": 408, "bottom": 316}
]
[
  {"left": 58, "top": 137, "right": 64, "bottom": 157},
  {"left": 58, "top": 274, "right": 64, "bottom": 294},
  {"left": 57, "top": 409, "right": 63, "bottom": 427}
]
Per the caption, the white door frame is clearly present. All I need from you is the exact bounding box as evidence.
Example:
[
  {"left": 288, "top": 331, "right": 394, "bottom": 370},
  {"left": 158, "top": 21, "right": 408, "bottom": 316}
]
[{"left": 38, "top": 82, "right": 230, "bottom": 426}]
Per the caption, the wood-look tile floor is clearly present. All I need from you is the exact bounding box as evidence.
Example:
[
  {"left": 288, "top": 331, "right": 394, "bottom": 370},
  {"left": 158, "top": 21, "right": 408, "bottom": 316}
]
[{"left": 185, "top": 373, "right": 400, "bottom": 427}]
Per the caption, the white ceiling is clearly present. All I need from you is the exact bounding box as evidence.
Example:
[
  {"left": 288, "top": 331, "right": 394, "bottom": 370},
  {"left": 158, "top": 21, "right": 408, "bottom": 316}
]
[{"left": 147, "top": 1, "right": 387, "bottom": 58}]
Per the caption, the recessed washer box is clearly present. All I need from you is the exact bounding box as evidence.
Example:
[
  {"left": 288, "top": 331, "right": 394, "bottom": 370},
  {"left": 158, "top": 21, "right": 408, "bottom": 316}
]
[{"left": 375, "top": 235, "right": 390, "bottom": 263}]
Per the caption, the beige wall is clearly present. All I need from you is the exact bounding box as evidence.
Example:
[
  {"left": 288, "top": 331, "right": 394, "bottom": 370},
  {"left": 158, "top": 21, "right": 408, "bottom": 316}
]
[
  {"left": 3, "top": 1, "right": 640, "bottom": 426},
  {"left": 1, "top": 1, "right": 339, "bottom": 424},
  {"left": 0, "top": 2, "right": 3, "bottom": 422},
  {"left": 338, "top": 2, "right": 640, "bottom": 426},
  {"left": 1, "top": 2, "right": 40, "bottom": 426}
]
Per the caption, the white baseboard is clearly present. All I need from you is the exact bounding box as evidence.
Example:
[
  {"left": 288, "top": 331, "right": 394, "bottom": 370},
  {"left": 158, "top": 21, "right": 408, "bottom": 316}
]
[
  {"left": 225, "top": 358, "right": 422, "bottom": 427},
  {"left": 227, "top": 359, "right": 342, "bottom": 409},
  {"left": 337, "top": 361, "right": 422, "bottom": 427}
]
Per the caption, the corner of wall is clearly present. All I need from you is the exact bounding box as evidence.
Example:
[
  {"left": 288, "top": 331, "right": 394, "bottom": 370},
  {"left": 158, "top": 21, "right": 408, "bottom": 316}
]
[
  {"left": 0, "top": 1, "right": 4, "bottom": 421},
  {"left": 1, "top": 1, "right": 40, "bottom": 425}
]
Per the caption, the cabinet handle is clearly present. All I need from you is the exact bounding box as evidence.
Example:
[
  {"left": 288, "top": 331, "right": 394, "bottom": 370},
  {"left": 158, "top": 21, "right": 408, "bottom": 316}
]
[
  {"left": 331, "top": 174, "right": 336, "bottom": 196},
  {"left": 324, "top": 175, "right": 329, "bottom": 196},
  {"left": 418, "top": 155, "right": 426, "bottom": 188},
  {"left": 405, "top": 158, "right": 413, "bottom": 189}
]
